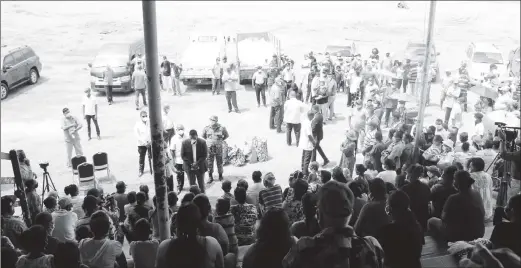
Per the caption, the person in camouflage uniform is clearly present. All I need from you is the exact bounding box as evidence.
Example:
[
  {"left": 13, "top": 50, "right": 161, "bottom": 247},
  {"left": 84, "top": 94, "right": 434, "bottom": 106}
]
[{"left": 202, "top": 115, "right": 229, "bottom": 183}]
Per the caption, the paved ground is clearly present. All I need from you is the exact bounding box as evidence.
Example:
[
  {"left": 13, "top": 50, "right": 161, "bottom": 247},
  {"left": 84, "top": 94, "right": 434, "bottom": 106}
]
[{"left": 1, "top": 2, "right": 519, "bottom": 207}]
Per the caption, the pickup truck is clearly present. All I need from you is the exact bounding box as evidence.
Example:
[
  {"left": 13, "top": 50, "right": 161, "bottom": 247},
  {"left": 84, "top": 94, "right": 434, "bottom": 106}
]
[
  {"left": 179, "top": 34, "right": 226, "bottom": 86},
  {"left": 236, "top": 32, "right": 281, "bottom": 83}
]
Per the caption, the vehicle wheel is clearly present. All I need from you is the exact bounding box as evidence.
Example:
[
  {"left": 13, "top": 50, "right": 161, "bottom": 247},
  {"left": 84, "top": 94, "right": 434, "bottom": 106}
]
[
  {"left": 1, "top": 82, "right": 8, "bottom": 100},
  {"left": 29, "top": 68, "right": 39, "bottom": 84}
]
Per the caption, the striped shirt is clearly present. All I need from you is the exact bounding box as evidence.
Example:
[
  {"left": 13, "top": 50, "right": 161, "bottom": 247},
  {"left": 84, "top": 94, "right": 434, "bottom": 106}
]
[
  {"left": 409, "top": 66, "right": 418, "bottom": 81},
  {"left": 364, "top": 129, "right": 377, "bottom": 151},
  {"left": 259, "top": 185, "right": 283, "bottom": 210},
  {"left": 214, "top": 213, "right": 238, "bottom": 253}
]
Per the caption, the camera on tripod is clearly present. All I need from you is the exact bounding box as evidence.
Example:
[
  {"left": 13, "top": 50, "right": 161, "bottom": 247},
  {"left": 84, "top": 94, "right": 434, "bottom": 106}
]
[
  {"left": 494, "top": 122, "right": 520, "bottom": 143},
  {"left": 39, "top": 162, "right": 49, "bottom": 170}
]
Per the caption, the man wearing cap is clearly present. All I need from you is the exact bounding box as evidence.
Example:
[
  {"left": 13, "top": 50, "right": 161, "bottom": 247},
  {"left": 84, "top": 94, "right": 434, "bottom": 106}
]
[
  {"left": 212, "top": 57, "right": 223, "bottom": 95},
  {"left": 252, "top": 66, "right": 268, "bottom": 107},
  {"left": 61, "top": 107, "right": 83, "bottom": 167},
  {"left": 282, "top": 180, "right": 384, "bottom": 268},
  {"left": 170, "top": 124, "right": 188, "bottom": 193},
  {"left": 181, "top": 130, "right": 208, "bottom": 193},
  {"left": 1, "top": 196, "right": 27, "bottom": 248},
  {"left": 51, "top": 197, "right": 78, "bottom": 242},
  {"left": 202, "top": 116, "right": 229, "bottom": 183},
  {"left": 82, "top": 88, "right": 101, "bottom": 141},
  {"left": 269, "top": 77, "right": 285, "bottom": 133},
  {"left": 135, "top": 110, "right": 152, "bottom": 177}
]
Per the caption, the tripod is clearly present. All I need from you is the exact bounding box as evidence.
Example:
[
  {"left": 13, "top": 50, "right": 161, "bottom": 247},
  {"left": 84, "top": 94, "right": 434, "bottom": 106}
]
[{"left": 40, "top": 166, "right": 57, "bottom": 201}]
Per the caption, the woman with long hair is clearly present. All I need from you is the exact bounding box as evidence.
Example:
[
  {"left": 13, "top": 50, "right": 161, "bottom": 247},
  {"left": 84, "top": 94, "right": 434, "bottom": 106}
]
[
  {"left": 242, "top": 208, "right": 296, "bottom": 268},
  {"left": 290, "top": 192, "right": 320, "bottom": 239},
  {"left": 16, "top": 225, "right": 54, "bottom": 268},
  {"left": 282, "top": 179, "right": 309, "bottom": 225}
]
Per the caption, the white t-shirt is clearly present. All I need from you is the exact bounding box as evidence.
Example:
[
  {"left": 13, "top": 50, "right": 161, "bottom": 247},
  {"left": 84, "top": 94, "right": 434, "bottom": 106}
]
[
  {"left": 222, "top": 71, "right": 238, "bottom": 92},
  {"left": 474, "top": 122, "right": 485, "bottom": 137},
  {"left": 299, "top": 119, "right": 314, "bottom": 151},
  {"left": 83, "top": 96, "right": 98, "bottom": 116},
  {"left": 377, "top": 170, "right": 397, "bottom": 185},
  {"left": 79, "top": 238, "right": 123, "bottom": 268},
  {"left": 169, "top": 134, "right": 187, "bottom": 165},
  {"left": 51, "top": 210, "right": 78, "bottom": 242}
]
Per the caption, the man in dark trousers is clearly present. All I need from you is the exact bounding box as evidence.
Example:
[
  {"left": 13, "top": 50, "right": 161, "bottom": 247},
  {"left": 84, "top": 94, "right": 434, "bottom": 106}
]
[
  {"left": 103, "top": 65, "right": 114, "bottom": 105},
  {"left": 310, "top": 104, "right": 330, "bottom": 167},
  {"left": 181, "top": 130, "right": 208, "bottom": 193}
]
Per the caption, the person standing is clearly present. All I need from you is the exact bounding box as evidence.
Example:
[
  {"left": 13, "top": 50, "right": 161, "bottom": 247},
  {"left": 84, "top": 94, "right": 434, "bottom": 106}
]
[
  {"left": 162, "top": 105, "right": 175, "bottom": 145},
  {"left": 252, "top": 66, "right": 267, "bottom": 107},
  {"left": 202, "top": 115, "right": 229, "bottom": 183},
  {"left": 131, "top": 52, "right": 145, "bottom": 74},
  {"left": 284, "top": 91, "right": 305, "bottom": 147},
  {"left": 170, "top": 124, "right": 188, "bottom": 194},
  {"left": 212, "top": 57, "right": 223, "bottom": 95},
  {"left": 402, "top": 59, "right": 412, "bottom": 94},
  {"left": 82, "top": 88, "right": 100, "bottom": 141},
  {"left": 181, "top": 130, "right": 208, "bottom": 193},
  {"left": 161, "top": 56, "right": 174, "bottom": 96},
  {"left": 222, "top": 64, "right": 240, "bottom": 113},
  {"left": 282, "top": 64, "right": 295, "bottom": 100},
  {"left": 135, "top": 110, "right": 152, "bottom": 177},
  {"left": 315, "top": 69, "right": 329, "bottom": 119},
  {"left": 269, "top": 78, "right": 285, "bottom": 133},
  {"left": 310, "top": 105, "right": 330, "bottom": 167},
  {"left": 326, "top": 72, "right": 338, "bottom": 121},
  {"left": 442, "top": 78, "right": 460, "bottom": 125},
  {"left": 103, "top": 65, "right": 114, "bottom": 105},
  {"left": 172, "top": 62, "right": 183, "bottom": 96},
  {"left": 300, "top": 111, "right": 316, "bottom": 177},
  {"left": 61, "top": 108, "right": 83, "bottom": 167},
  {"left": 132, "top": 64, "right": 147, "bottom": 110},
  {"left": 458, "top": 62, "right": 470, "bottom": 112}
]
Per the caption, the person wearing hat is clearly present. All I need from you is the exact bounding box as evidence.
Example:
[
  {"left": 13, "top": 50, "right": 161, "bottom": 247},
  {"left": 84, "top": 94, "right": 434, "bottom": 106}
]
[
  {"left": 170, "top": 124, "right": 188, "bottom": 193},
  {"left": 202, "top": 116, "right": 229, "bottom": 183},
  {"left": 51, "top": 197, "right": 78, "bottom": 242},
  {"left": 61, "top": 107, "right": 84, "bottom": 167},
  {"left": 473, "top": 112, "right": 485, "bottom": 140},
  {"left": 282, "top": 180, "right": 384, "bottom": 268},
  {"left": 212, "top": 57, "right": 223, "bottom": 95},
  {"left": 82, "top": 88, "right": 101, "bottom": 141},
  {"left": 269, "top": 76, "right": 285, "bottom": 132},
  {"left": 252, "top": 65, "right": 268, "bottom": 107},
  {"left": 428, "top": 170, "right": 485, "bottom": 242}
]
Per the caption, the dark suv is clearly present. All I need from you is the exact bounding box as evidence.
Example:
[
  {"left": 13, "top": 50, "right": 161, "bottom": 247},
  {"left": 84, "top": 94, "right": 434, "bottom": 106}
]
[{"left": 1, "top": 45, "right": 42, "bottom": 100}]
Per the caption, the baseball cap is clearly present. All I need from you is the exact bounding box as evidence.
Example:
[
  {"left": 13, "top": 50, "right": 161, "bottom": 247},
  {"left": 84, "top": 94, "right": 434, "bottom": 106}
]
[
  {"left": 317, "top": 180, "right": 354, "bottom": 218},
  {"left": 58, "top": 197, "right": 72, "bottom": 209}
]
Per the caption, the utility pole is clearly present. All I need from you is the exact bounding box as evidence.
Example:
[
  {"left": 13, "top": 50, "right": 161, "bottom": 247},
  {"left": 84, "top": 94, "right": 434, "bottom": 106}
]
[
  {"left": 413, "top": 0, "right": 437, "bottom": 163},
  {"left": 141, "top": 0, "right": 169, "bottom": 241}
]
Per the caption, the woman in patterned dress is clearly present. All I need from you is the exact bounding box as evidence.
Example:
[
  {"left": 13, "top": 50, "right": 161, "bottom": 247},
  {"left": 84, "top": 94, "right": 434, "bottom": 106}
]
[
  {"left": 282, "top": 179, "right": 309, "bottom": 226},
  {"left": 230, "top": 187, "right": 258, "bottom": 246},
  {"left": 468, "top": 157, "right": 495, "bottom": 220},
  {"left": 339, "top": 130, "right": 358, "bottom": 178}
]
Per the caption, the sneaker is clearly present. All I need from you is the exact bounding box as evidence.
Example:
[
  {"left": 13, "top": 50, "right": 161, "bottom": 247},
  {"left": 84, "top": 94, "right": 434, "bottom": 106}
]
[
  {"left": 97, "top": 136, "right": 101, "bottom": 140},
  {"left": 228, "top": 110, "right": 232, "bottom": 113},
  {"left": 235, "top": 109, "right": 240, "bottom": 113},
  {"left": 88, "top": 137, "right": 92, "bottom": 141}
]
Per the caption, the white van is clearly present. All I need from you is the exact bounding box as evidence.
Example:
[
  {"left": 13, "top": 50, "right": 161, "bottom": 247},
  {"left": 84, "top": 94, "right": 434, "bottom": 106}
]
[{"left": 465, "top": 43, "right": 506, "bottom": 82}]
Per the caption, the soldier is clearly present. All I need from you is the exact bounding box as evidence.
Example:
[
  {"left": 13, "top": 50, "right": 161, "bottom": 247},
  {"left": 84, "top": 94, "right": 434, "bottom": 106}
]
[{"left": 202, "top": 115, "right": 229, "bottom": 183}]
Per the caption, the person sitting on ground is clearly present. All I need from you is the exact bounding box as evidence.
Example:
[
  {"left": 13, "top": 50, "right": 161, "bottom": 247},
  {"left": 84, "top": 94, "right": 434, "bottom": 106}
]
[
  {"left": 307, "top": 161, "right": 321, "bottom": 185},
  {"left": 283, "top": 179, "right": 309, "bottom": 225},
  {"left": 189, "top": 185, "right": 202, "bottom": 196},
  {"left": 430, "top": 165, "right": 459, "bottom": 218},
  {"left": 214, "top": 198, "right": 238, "bottom": 255},
  {"left": 354, "top": 178, "right": 391, "bottom": 237},
  {"left": 247, "top": 171, "right": 265, "bottom": 206},
  {"left": 124, "top": 191, "right": 137, "bottom": 217},
  {"left": 258, "top": 172, "right": 283, "bottom": 215},
  {"left": 126, "top": 192, "right": 152, "bottom": 241},
  {"left": 1, "top": 196, "right": 27, "bottom": 249},
  {"left": 422, "top": 165, "right": 442, "bottom": 188},
  {"left": 402, "top": 164, "right": 431, "bottom": 232},
  {"left": 168, "top": 191, "right": 179, "bottom": 214},
  {"left": 64, "top": 184, "right": 84, "bottom": 219},
  {"left": 468, "top": 157, "right": 495, "bottom": 220},
  {"left": 282, "top": 180, "right": 384, "bottom": 268},
  {"left": 232, "top": 179, "right": 255, "bottom": 205},
  {"left": 490, "top": 194, "right": 521, "bottom": 256},
  {"left": 290, "top": 192, "right": 321, "bottom": 239},
  {"left": 170, "top": 193, "right": 195, "bottom": 237},
  {"left": 113, "top": 181, "right": 129, "bottom": 222},
  {"left": 242, "top": 208, "right": 297, "bottom": 268},
  {"left": 33, "top": 212, "right": 60, "bottom": 255},
  {"left": 75, "top": 225, "right": 92, "bottom": 243},
  {"left": 230, "top": 187, "right": 257, "bottom": 246},
  {"left": 129, "top": 218, "right": 159, "bottom": 268},
  {"left": 76, "top": 195, "right": 116, "bottom": 241},
  {"left": 52, "top": 197, "right": 78, "bottom": 242},
  {"left": 428, "top": 170, "right": 485, "bottom": 242},
  {"left": 79, "top": 211, "right": 123, "bottom": 268},
  {"left": 16, "top": 225, "right": 54, "bottom": 268},
  {"left": 156, "top": 203, "right": 224, "bottom": 268},
  {"left": 139, "top": 185, "right": 154, "bottom": 209},
  {"left": 320, "top": 169, "right": 332, "bottom": 185},
  {"left": 43, "top": 196, "right": 57, "bottom": 214},
  {"left": 365, "top": 161, "right": 378, "bottom": 179},
  {"left": 24, "top": 179, "right": 42, "bottom": 222},
  {"left": 348, "top": 180, "right": 368, "bottom": 226},
  {"left": 331, "top": 166, "right": 348, "bottom": 183},
  {"left": 221, "top": 180, "right": 233, "bottom": 200},
  {"left": 376, "top": 190, "right": 423, "bottom": 268},
  {"left": 2, "top": 246, "right": 19, "bottom": 268},
  {"left": 377, "top": 158, "right": 397, "bottom": 185},
  {"left": 423, "top": 135, "right": 444, "bottom": 166},
  {"left": 353, "top": 164, "right": 371, "bottom": 195},
  {"left": 53, "top": 241, "right": 90, "bottom": 268}
]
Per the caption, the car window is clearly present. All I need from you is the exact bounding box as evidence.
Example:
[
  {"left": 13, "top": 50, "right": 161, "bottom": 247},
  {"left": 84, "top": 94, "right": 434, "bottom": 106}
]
[
  {"left": 472, "top": 52, "right": 504, "bottom": 64},
  {"left": 3, "top": 54, "right": 15, "bottom": 66},
  {"left": 23, "top": 48, "right": 36, "bottom": 58},
  {"left": 12, "top": 51, "right": 26, "bottom": 65}
]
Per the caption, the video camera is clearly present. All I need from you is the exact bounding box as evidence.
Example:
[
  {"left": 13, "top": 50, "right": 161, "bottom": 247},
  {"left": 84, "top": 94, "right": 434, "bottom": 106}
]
[
  {"left": 39, "top": 162, "right": 49, "bottom": 170},
  {"left": 494, "top": 122, "right": 520, "bottom": 143}
]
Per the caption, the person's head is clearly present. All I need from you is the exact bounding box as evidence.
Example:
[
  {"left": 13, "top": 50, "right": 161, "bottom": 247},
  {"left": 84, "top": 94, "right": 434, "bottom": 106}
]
[
  {"left": 176, "top": 124, "right": 185, "bottom": 137},
  {"left": 252, "top": 171, "right": 262, "bottom": 183},
  {"left": 20, "top": 224, "right": 47, "bottom": 254},
  {"left": 209, "top": 115, "right": 218, "bottom": 127},
  {"left": 348, "top": 180, "right": 364, "bottom": 198},
  {"left": 468, "top": 157, "right": 485, "bottom": 173},
  {"left": 433, "top": 135, "right": 443, "bottom": 146},
  {"left": 221, "top": 180, "right": 232, "bottom": 193},
  {"left": 86, "top": 187, "right": 102, "bottom": 198},
  {"left": 167, "top": 191, "right": 178, "bottom": 208},
  {"left": 320, "top": 170, "right": 332, "bottom": 184},
  {"left": 367, "top": 120, "right": 377, "bottom": 131},
  {"left": 134, "top": 218, "right": 152, "bottom": 241},
  {"left": 263, "top": 172, "right": 276, "bottom": 187},
  {"left": 222, "top": 56, "right": 227, "bottom": 63},
  {"left": 189, "top": 185, "right": 201, "bottom": 196},
  {"left": 44, "top": 196, "right": 57, "bottom": 211},
  {"left": 454, "top": 170, "right": 475, "bottom": 191},
  {"left": 375, "top": 131, "right": 383, "bottom": 142},
  {"left": 234, "top": 186, "right": 248, "bottom": 204},
  {"left": 459, "top": 132, "right": 469, "bottom": 143},
  {"left": 139, "top": 185, "right": 150, "bottom": 198},
  {"left": 237, "top": 179, "right": 249, "bottom": 191},
  {"left": 355, "top": 164, "right": 367, "bottom": 176},
  {"left": 82, "top": 195, "right": 99, "bottom": 216},
  {"left": 309, "top": 161, "right": 319, "bottom": 173},
  {"left": 1, "top": 196, "right": 16, "bottom": 216},
  {"left": 24, "top": 178, "right": 38, "bottom": 192},
  {"left": 256, "top": 207, "right": 292, "bottom": 245},
  {"left": 115, "top": 181, "right": 127, "bottom": 194},
  {"left": 505, "top": 194, "right": 521, "bottom": 222},
  {"left": 393, "top": 130, "right": 404, "bottom": 143},
  {"left": 62, "top": 107, "right": 73, "bottom": 119},
  {"left": 331, "top": 166, "right": 347, "bottom": 183},
  {"left": 369, "top": 178, "right": 387, "bottom": 201},
  {"left": 434, "top": 119, "right": 443, "bottom": 131},
  {"left": 215, "top": 198, "right": 231, "bottom": 216},
  {"left": 474, "top": 112, "right": 483, "bottom": 124},
  {"left": 127, "top": 191, "right": 137, "bottom": 204},
  {"left": 193, "top": 194, "right": 211, "bottom": 220},
  {"left": 425, "top": 166, "right": 441, "bottom": 179},
  {"left": 89, "top": 210, "right": 111, "bottom": 238},
  {"left": 53, "top": 241, "right": 83, "bottom": 268},
  {"left": 136, "top": 192, "right": 147, "bottom": 206},
  {"left": 483, "top": 140, "right": 494, "bottom": 150},
  {"left": 75, "top": 225, "right": 92, "bottom": 242},
  {"left": 306, "top": 110, "right": 315, "bottom": 121},
  {"left": 293, "top": 179, "right": 309, "bottom": 201},
  {"left": 317, "top": 181, "right": 354, "bottom": 229},
  {"left": 404, "top": 133, "right": 413, "bottom": 144},
  {"left": 58, "top": 197, "right": 73, "bottom": 211},
  {"left": 395, "top": 174, "right": 408, "bottom": 188},
  {"left": 288, "top": 90, "right": 297, "bottom": 99},
  {"left": 189, "top": 129, "right": 198, "bottom": 141},
  {"left": 383, "top": 158, "right": 396, "bottom": 171},
  {"left": 461, "top": 142, "right": 470, "bottom": 152},
  {"left": 386, "top": 190, "right": 411, "bottom": 220},
  {"left": 216, "top": 57, "right": 220, "bottom": 63},
  {"left": 301, "top": 192, "right": 317, "bottom": 219},
  {"left": 1, "top": 246, "right": 18, "bottom": 268},
  {"left": 139, "top": 110, "right": 148, "bottom": 123},
  {"left": 33, "top": 212, "right": 54, "bottom": 236}
]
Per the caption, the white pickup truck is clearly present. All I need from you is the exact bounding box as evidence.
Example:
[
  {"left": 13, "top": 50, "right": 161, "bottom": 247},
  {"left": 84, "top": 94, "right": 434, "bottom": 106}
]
[
  {"left": 235, "top": 32, "right": 281, "bottom": 83},
  {"left": 179, "top": 34, "right": 227, "bottom": 86}
]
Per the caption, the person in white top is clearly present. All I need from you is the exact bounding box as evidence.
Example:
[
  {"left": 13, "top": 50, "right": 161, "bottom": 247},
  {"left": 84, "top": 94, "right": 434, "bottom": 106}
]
[
  {"left": 442, "top": 78, "right": 460, "bottom": 125},
  {"left": 282, "top": 64, "right": 295, "bottom": 92},
  {"left": 222, "top": 64, "right": 240, "bottom": 113},
  {"left": 252, "top": 66, "right": 268, "bottom": 107},
  {"left": 170, "top": 124, "right": 188, "bottom": 194},
  {"left": 51, "top": 197, "right": 78, "bottom": 242},
  {"left": 162, "top": 105, "right": 175, "bottom": 145},
  {"left": 299, "top": 111, "right": 317, "bottom": 176},
  {"left": 82, "top": 88, "right": 101, "bottom": 141},
  {"left": 377, "top": 158, "right": 397, "bottom": 185},
  {"left": 135, "top": 110, "right": 152, "bottom": 177},
  {"left": 473, "top": 112, "right": 485, "bottom": 140},
  {"left": 284, "top": 91, "right": 306, "bottom": 147}
]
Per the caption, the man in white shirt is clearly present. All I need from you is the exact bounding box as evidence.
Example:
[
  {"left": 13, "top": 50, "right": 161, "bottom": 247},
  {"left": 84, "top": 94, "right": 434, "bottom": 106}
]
[
  {"left": 282, "top": 64, "right": 295, "bottom": 100},
  {"left": 62, "top": 107, "right": 83, "bottom": 167},
  {"left": 82, "top": 88, "right": 100, "bottom": 140},
  {"left": 434, "top": 119, "right": 449, "bottom": 141},
  {"left": 284, "top": 91, "right": 306, "bottom": 147},
  {"left": 300, "top": 111, "right": 317, "bottom": 176},
  {"left": 51, "top": 197, "right": 78, "bottom": 242},
  {"left": 212, "top": 57, "right": 223, "bottom": 95},
  {"left": 135, "top": 110, "right": 152, "bottom": 177},
  {"left": 473, "top": 112, "right": 485, "bottom": 140},
  {"left": 222, "top": 64, "right": 240, "bottom": 113},
  {"left": 163, "top": 104, "right": 175, "bottom": 145},
  {"left": 252, "top": 66, "right": 268, "bottom": 107},
  {"left": 170, "top": 124, "right": 187, "bottom": 194}
]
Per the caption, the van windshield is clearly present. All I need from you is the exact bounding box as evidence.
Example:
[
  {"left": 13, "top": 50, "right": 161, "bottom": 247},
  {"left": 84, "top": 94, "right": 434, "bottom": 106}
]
[
  {"left": 93, "top": 55, "right": 128, "bottom": 68},
  {"left": 472, "top": 52, "right": 504, "bottom": 64}
]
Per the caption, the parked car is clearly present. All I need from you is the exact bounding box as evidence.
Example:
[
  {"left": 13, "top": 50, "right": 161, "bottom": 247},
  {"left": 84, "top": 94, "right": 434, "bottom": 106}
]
[
  {"left": 314, "top": 41, "right": 358, "bottom": 67},
  {"left": 465, "top": 42, "right": 506, "bottom": 83},
  {"left": 88, "top": 39, "right": 145, "bottom": 93},
  {"left": 1, "top": 45, "right": 42, "bottom": 100},
  {"left": 402, "top": 41, "right": 440, "bottom": 82}
]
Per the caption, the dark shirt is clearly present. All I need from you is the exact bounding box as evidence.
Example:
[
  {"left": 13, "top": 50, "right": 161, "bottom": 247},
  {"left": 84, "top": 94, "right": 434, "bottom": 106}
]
[
  {"left": 354, "top": 200, "right": 391, "bottom": 237},
  {"left": 311, "top": 113, "right": 324, "bottom": 141},
  {"left": 128, "top": 204, "right": 152, "bottom": 225},
  {"left": 501, "top": 150, "right": 521, "bottom": 181},
  {"left": 44, "top": 235, "right": 60, "bottom": 255},
  {"left": 402, "top": 180, "right": 431, "bottom": 231},
  {"left": 161, "top": 60, "right": 171, "bottom": 76},
  {"left": 490, "top": 221, "right": 521, "bottom": 256},
  {"left": 290, "top": 218, "right": 321, "bottom": 239},
  {"left": 376, "top": 218, "right": 423, "bottom": 268},
  {"left": 442, "top": 190, "right": 485, "bottom": 242},
  {"left": 242, "top": 238, "right": 296, "bottom": 268},
  {"left": 430, "top": 182, "right": 458, "bottom": 218},
  {"left": 113, "top": 193, "right": 129, "bottom": 222},
  {"left": 371, "top": 142, "right": 386, "bottom": 172}
]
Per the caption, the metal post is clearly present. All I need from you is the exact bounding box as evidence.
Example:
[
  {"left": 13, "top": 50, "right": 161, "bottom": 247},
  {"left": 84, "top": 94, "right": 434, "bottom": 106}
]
[
  {"left": 413, "top": 1, "right": 437, "bottom": 163},
  {"left": 141, "top": 0, "right": 169, "bottom": 241}
]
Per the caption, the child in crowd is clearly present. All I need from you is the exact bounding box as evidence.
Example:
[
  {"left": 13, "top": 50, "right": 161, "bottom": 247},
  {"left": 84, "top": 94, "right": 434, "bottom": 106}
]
[
  {"left": 307, "top": 161, "right": 321, "bottom": 185},
  {"left": 189, "top": 185, "right": 202, "bottom": 196},
  {"left": 221, "top": 180, "right": 233, "bottom": 200},
  {"left": 213, "top": 198, "right": 238, "bottom": 254},
  {"left": 167, "top": 191, "right": 179, "bottom": 214},
  {"left": 75, "top": 225, "right": 93, "bottom": 243},
  {"left": 43, "top": 196, "right": 58, "bottom": 214},
  {"left": 129, "top": 219, "right": 159, "bottom": 268},
  {"left": 24, "top": 178, "right": 41, "bottom": 222}
]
